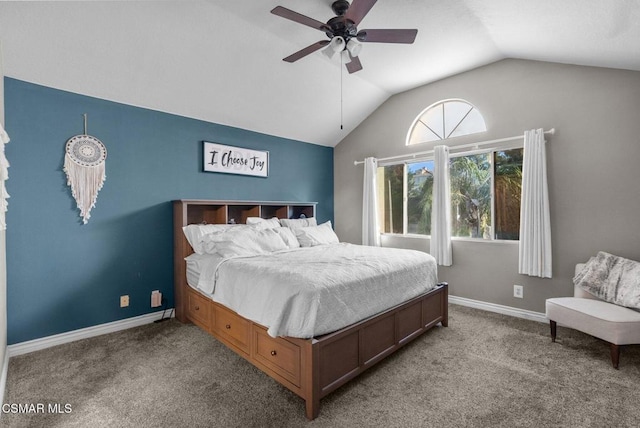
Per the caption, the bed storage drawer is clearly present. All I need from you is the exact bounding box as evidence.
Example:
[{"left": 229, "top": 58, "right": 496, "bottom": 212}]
[
  {"left": 214, "top": 305, "right": 250, "bottom": 354},
  {"left": 253, "top": 328, "right": 301, "bottom": 387},
  {"left": 187, "top": 291, "right": 211, "bottom": 329},
  {"left": 423, "top": 290, "right": 445, "bottom": 328},
  {"left": 397, "top": 300, "right": 424, "bottom": 345}
]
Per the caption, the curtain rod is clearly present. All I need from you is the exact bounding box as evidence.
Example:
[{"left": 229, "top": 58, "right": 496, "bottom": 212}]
[{"left": 354, "top": 128, "right": 555, "bottom": 166}]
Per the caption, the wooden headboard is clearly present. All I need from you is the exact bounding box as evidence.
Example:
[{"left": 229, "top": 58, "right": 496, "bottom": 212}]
[{"left": 172, "top": 200, "right": 316, "bottom": 322}]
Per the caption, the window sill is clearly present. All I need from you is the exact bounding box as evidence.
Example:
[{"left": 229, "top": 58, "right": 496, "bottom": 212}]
[{"left": 380, "top": 233, "right": 519, "bottom": 245}]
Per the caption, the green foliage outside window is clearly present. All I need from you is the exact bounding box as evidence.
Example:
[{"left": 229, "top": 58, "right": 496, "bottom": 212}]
[
  {"left": 494, "top": 149, "right": 523, "bottom": 240},
  {"left": 450, "top": 154, "right": 491, "bottom": 238},
  {"left": 377, "top": 148, "right": 523, "bottom": 240},
  {"left": 407, "top": 162, "right": 433, "bottom": 235}
]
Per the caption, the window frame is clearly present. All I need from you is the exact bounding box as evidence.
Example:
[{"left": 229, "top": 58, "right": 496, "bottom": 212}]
[{"left": 378, "top": 140, "right": 523, "bottom": 243}]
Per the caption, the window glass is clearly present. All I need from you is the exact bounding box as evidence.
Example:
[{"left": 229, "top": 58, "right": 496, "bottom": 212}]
[
  {"left": 377, "top": 164, "right": 404, "bottom": 234},
  {"left": 421, "top": 104, "right": 444, "bottom": 140},
  {"left": 449, "top": 108, "right": 486, "bottom": 139},
  {"left": 407, "top": 161, "right": 434, "bottom": 235},
  {"left": 494, "top": 148, "right": 523, "bottom": 240},
  {"left": 443, "top": 101, "right": 473, "bottom": 138},
  {"left": 407, "top": 121, "right": 439, "bottom": 146},
  {"left": 450, "top": 154, "right": 492, "bottom": 239}
]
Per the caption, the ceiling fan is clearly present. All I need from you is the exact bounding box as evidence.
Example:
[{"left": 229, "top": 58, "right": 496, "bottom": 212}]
[{"left": 271, "top": 0, "right": 418, "bottom": 74}]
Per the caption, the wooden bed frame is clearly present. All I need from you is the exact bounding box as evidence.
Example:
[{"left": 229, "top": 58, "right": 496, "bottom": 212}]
[{"left": 173, "top": 199, "right": 448, "bottom": 420}]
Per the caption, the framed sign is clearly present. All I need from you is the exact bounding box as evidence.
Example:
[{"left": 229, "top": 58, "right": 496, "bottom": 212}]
[{"left": 203, "top": 142, "right": 269, "bottom": 178}]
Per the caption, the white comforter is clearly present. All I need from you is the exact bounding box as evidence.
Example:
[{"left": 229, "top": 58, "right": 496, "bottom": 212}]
[{"left": 187, "top": 243, "right": 438, "bottom": 338}]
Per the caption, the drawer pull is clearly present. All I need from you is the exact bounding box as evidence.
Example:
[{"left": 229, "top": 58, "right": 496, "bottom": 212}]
[
  {"left": 194, "top": 306, "right": 199, "bottom": 311},
  {"left": 225, "top": 324, "right": 231, "bottom": 329},
  {"left": 270, "top": 350, "right": 277, "bottom": 356}
]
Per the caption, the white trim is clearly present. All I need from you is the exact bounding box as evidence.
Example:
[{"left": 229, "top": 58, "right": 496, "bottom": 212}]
[
  {"left": 449, "top": 295, "right": 547, "bottom": 323},
  {"left": 7, "top": 309, "right": 174, "bottom": 357},
  {"left": 381, "top": 232, "right": 519, "bottom": 245},
  {"left": 0, "top": 346, "right": 8, "bottom": 408}
]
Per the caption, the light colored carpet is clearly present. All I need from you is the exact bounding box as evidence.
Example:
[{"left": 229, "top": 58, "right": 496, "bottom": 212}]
[{"left": 3, "top": 304, "right": 640, "bottom": 427}]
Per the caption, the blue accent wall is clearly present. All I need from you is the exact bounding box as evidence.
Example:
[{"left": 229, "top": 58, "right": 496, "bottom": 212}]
[{"left": 4, "top": 78, "right": 334, "bottom": 344}]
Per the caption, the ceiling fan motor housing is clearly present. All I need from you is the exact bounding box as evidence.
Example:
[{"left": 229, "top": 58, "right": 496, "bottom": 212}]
[
  {"left": 325, "top": 16, "right": 357, "bottom": 40},
  {"left": 331, "top": 0, "right": 350, "bottom": 16}
]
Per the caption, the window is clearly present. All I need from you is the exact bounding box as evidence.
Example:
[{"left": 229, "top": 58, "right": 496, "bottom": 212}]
[
  {"left": 450, "top": 153, "right": 491, "bottom": 238},
  {"left": 378, "top": 160, "right": 435, "bottom": 235},
  {"left": 377, "top": 148, "right": 524, "bottom": 241},
  {"left": 494, "top": 148, "right": 523, "bottom": 240},
  {"left": 378, "top": 164, "right": 404, "bottom": 234},
  {"left": 407, "top": 161, "right": 434, "bottom": 235},
  {"left": 407, "top": 99, "right": 487, "bottom": 146}
]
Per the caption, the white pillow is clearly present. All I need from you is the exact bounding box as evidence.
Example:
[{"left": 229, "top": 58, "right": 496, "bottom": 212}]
[
  {"left": 246, "top": 217, "right": 281, "bottom": 230},
  {"left": 182, "top": 223, "right": 240, "bottom": 254},
  {"left": 203, "top": 227, "right": 288, "bottom": 257},
  {"left": 280, "top": 217, "right": 317, "bottom": 230},
  {"left": 246, "top": 217, "right": 264, "bottom": 224},
  {"left": 275, "top": 227, "right": 300, "bottom": 249},
  {"left": 294, "top": 221, "right": 339, "bottom": 247}
]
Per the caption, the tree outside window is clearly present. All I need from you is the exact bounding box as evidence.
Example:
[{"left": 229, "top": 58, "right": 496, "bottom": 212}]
[{"left": 377, "top": 148, "right": 523, "bottom": 241}]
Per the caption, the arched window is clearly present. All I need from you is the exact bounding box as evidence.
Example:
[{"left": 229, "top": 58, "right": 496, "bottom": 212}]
[{"left": 406, "top": 99, "right": 486, "bottom": 146}]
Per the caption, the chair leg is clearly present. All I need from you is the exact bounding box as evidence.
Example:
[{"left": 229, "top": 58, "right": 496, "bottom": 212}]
[
  {"left": 550, "top": 320, "right": 557, "bottom": 342},
  {"left": 610, "top": 343, "right": 620, "bottom": 369}
]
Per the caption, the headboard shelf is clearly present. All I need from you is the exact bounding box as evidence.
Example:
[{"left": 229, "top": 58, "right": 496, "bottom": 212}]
[
  {"left": 186, "top": 204, "right": 226, "bottom": 225},
  {"left": 261, "top": 205, "right": 289, "bottom": 219},
  {"left": 174, "top": 199, "right": 316, "bottom": 226}
]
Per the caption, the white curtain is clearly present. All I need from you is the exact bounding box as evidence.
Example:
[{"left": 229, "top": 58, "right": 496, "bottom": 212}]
[
  {"left": 519, "top": 128, "right": 552, "bottom": 278},
  {"left": 430, "top": 145, "right": 452, "bottom": 266},
  {"left": 362, "top": 157, "right": 380, "bottom": 246}
]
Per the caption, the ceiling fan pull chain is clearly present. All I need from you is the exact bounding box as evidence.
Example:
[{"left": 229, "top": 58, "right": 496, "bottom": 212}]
[{"left": 340, "top": 51, "right": 344, "bottom": 130}]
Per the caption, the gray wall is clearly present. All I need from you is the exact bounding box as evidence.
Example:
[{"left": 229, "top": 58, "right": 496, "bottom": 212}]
[{"left": 334, "top": 59, "right": 640, "bottom": 313}]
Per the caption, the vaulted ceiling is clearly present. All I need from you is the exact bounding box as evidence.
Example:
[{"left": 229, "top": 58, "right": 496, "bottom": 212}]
[{"left": 1, "top": 1, "right": 639, "bottom": 147}]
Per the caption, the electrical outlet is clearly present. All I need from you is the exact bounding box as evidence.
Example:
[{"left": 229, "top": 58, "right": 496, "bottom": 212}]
[
  {"left": 513, "top": 285, "right": 524, "bottom": 299},
  {"left": 151, "top": 290, "right": 162, "bottom": 308},
  {"left": 120, "top": 295, "right": 129, "bottom": 307}
]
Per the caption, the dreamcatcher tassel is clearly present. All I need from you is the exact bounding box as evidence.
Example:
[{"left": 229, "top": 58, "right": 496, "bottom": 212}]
[{"left": 64, "top": 156, "right": 106, "bottom": 224}]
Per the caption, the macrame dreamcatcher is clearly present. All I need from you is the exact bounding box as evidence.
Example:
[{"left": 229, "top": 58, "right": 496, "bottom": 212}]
[{"left": 63, "top": 114, "right": 107, "bottom": 224}]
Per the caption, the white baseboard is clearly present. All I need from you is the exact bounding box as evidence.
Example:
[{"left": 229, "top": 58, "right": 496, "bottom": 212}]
[
  {"left": 449, "top": 295, "right": 548, "bottom": 323},
  {"left": 7, "top": 309, "right": 174, "bottom": 358}
]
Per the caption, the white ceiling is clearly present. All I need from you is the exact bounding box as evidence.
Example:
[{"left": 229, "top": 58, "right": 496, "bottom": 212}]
[{"left": 1, "top": 1, "right": 639, "bottom": 147}]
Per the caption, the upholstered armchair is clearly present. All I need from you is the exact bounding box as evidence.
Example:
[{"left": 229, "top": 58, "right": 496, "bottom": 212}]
[{"left": 546, "top": 263, "right": 640, "bottom": 369}]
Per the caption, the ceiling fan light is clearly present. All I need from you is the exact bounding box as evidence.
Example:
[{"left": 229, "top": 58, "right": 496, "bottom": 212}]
[
  {"left": 330, "top": 36, "right": 345, "bottom": 53},
  {"left": 322, "top": 36, "right": 345, "bottom": 59},
  {"left": 346, "top": 38, "right": 362, "bottom": 57}
]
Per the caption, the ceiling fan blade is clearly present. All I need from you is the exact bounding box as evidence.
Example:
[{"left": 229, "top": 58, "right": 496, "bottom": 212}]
[
  {"left": 357, "top": 29, "right": 418, "bottom": 44},
  {"left": 271, "top": 6, "right": 330, "bottom": 33},
  {"left": 283, "top": 40, "right": 330, "bottom": 63},
  {"left": 345, "top": 0, "right": 378, "bottom": 25},
  {"left": 345, "top": 55, "right": 363, "bottom": 74}
]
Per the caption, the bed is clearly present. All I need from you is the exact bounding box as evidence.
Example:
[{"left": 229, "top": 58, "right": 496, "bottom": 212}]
[{"left": 173, "top": 200, "right": 448, "bottom": 420}]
